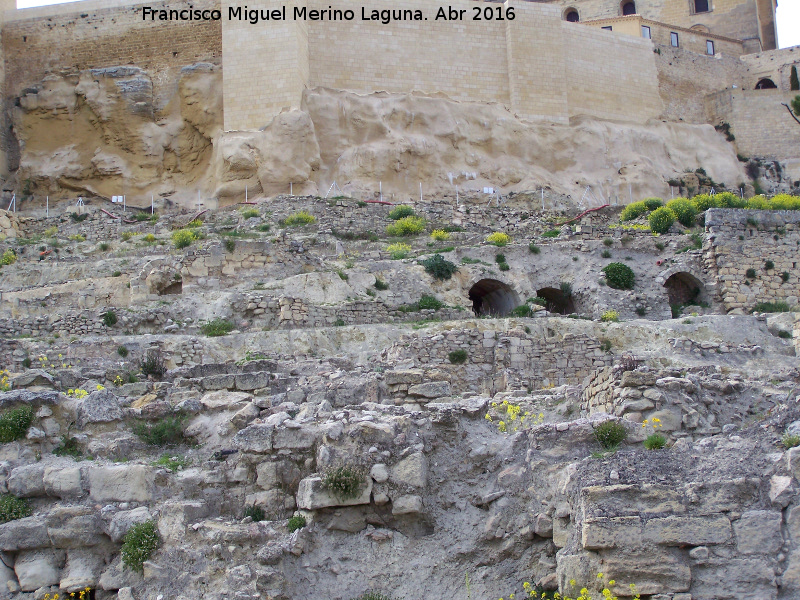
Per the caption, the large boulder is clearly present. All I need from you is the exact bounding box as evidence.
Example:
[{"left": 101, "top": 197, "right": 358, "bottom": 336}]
[
  {"left": 389, "top": 452, "right": 428, "bottom": 488},
  {"left": 88, "top": 465, "right": 153, "bottom": 502},
  {"left": 7, "top": 464, "right": 45, "bottom": 497},
  {"left": 0, "top": 516, "right": 50, "bottom": 551},
  {"left": 43, "top": 465, "right": 83, "bottom": 498},
  {"left": 234, "top": 424, "right": 274, "bottom": 453},
  {"left": 296, "top": 475, "right": 372, "bottom": 510},
  {"left": 76, "top": 390, "right": 124, "bottom": 428},
  {"left": 14, "top": 549, "right": 64, "bottom": 591}
]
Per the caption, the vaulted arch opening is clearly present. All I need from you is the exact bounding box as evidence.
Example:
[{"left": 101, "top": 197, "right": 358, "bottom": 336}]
[
  {"left": 159, "top": 280, "right": 183, "bottom": 295},
  {"left": 622, "top": 1, "right": 636, "bottom": 15},
  {"left": 469, "top": 279, "right": 520, "bottom": 316},
  {"left": 564, "top": 8, "right": 580, "bottom": 21},
  {"left": 536, "top": 287, "right": 576, "bottom": 315},
  {"left": 755, "top": 78, "right": 777, "bottom": 89},
  {"left": 663, "top": 272, "right": 707, "bottom": 306}
]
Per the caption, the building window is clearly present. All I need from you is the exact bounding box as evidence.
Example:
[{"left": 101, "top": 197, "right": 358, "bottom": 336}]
[
  {"left": 622, "top": 1, "right": 636, "bottom": 15},
  {"left": 706, "top": 40, "right": 715, "bottom": 55},
  {"left": 564, "top": 8, "right": 579, "bottom": 22},
  {"left": 671, "top": 32, "right": 679, "bottom": 47},
  {"left": 642, "top": 25, "right": 651, "bottom": 39},
  {"left": 695, "top": 0, "right": 710, "bottom": 13},
  {"left": 602, "top": 26, "right": 613, "bottom": 31}
]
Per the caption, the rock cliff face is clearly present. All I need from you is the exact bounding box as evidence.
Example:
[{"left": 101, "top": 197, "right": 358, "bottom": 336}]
[{"left": 9, "top": 65, "right": 747, "bottom": 207}]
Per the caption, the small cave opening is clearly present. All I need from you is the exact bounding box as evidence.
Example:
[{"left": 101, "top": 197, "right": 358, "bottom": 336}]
[
  {"left": 469, "top": 279, "right": 520, "bottom": 316},
  {"left": 159, "top": 280, "right": 183, "bottom": 295},
  {"left": 663, "top": 272, "right": 707, "bottom": 305},
  {"left": 536, "top": 287, "right": 576, "bottom": 315}
]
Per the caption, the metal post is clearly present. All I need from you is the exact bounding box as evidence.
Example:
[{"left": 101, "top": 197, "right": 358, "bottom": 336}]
[
  {"left": 740, "top": 187, "right": 744, "bottom": 199},
  {"left": 290, "top": 182, "right": 293, "bottom": 196},
  {"left": 379, "top": 181, "right": 382, "bottom": 203},
  {"left": 670, "top": 186, "right": 674, "bottom": 199},
  {"left": 419, "top": 182, "right": 422, "bottom": 203},
  {"left": 245, "top": 186, "right": 248, "bottom": 203},
  {"left": 123, "top": 195, "right": 126, "bottom": 213},
  {"left": 541, "top": 188, "right": 544, "bottom": 211},
  {"left": 46, "top": 196, "right": 49, "bottom": 218},
  {"left": 151, "top": 195, "right": 154, "bottom": 215}
]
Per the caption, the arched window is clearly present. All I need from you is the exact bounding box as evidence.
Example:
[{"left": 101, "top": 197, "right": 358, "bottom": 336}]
[
  {"left": 695, "top": 0, "right": 710, "bottom": 13},
  {"left": 755, "top": 78, "right": 777, "bottom": 89},
  {"left": 564, "top": 8, "right": 579, "bottom": 22},
  {"left": 622, "top": 1, "right": 636, "bottom": 15}
]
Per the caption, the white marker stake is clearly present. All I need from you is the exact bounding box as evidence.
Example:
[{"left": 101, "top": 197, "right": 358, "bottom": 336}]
[{"left": 46, "top": 196, "right": 49, "bottom": 218}]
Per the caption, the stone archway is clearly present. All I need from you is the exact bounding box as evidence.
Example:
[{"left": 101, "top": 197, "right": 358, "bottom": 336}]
[
  {"left": 468, "top": 279, "right": 520, "bottom": 316},
  {"left": 564, "top": 7, "right": 579, "bottom": 21},
  {"left": 663, "top": 271, "right": 708, "bottom": 305},
  {"left": 755, "top": 78, "right": 777, "bottom": 89},
  {"left": 537, "top": 287, "right": 576, "bottom": 315}
]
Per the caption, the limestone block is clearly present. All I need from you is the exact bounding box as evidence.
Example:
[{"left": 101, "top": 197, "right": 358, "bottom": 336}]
[
  {"left": 734, "top": 510, "right": 783, "bottom": 555},
  {"left": 645, "top": 409, "right": 683, "bottom": 432},
  {"left": 108, "top": 506, "right": 152, "bottom": 543},
  {"left": 245, "top": 489, "right": 284, "bottom": 514},
  {"left": 384, "top": 370, "right": 424, "bottom": 386},
  {"left": 769, "top": 475, "right": 794, "bottom": 507},
  {"left": 98, "top": 557, "right": 140, "bottom": 591},
  {"left": 256, "top": 461, "right": 278, "bottom": 489},
  {"left": 601, "top": 550, "right": 691, "bottom": 595},
  {"left": 582, "top": 516, "right": 643, "bottom": 549},
  {"left": 76, "top": 390, "right": 124, "bottom": 428},
  {"left": 43, "top": 466, "right": 83, "bottom": 498},
  {"left": 47, "top": 506, "right": 104, "bottom": 548},
  {"left": 534, "top": 513, "right": 553, "bottom": 538},
  {"left": 370, "top": 463, "right": 389, "bottom": 483},
  {"left": 88, "top": 465, "right": 153, "bottom": 502},
  {"left": 0, "top": 516, "right": 50, "bottom": 551},
  {"left": 407, "top": 381, "right": 451, "bottom": 398},
  {"left": 60, "top": 547, "right": 104, "bottom": 592},
  {"left": 231, "top": 403, "right": 261, "bottom": 429},
  {"left": 235, "top": 371, "right": 271, "bottom": 391},
  {"left": 553, "top": 516, "right": 570, "bottom": 548},
  {"left": 787, "top": 447, "right": 800, "bottom": 480},
  {"left": 273, "top": 425, "right": 320, "bottom": 450},
  {"left": 389, "top": 452, "right": 428, "bottom": 488},
  {"left": 15, "top": 549, "right": 63, "bottom": 591},
  {"left": 296, "top": 476, "right": 372, "bottom": 510},
  {"left": 781, "top": 550, "right": 800, "bottom": 594},
  {"left": 199, "top": 390, "right": 252, "bottom": 410},
  {"left": 691, "top": 559, "right": 776, "bottom": 600},
  {"left": 392, "top": 494, "right": 423, "bottom": 515},
  {"left": 326, "top": 507, "right": 366, "bottom": 532},
  {"left": 157, "top": 500, "right": 209, "bottom": 543},
  {"left": 620, "top": 371, "right": 657, "bottom": 387},
  {"left": 644, "top": 515, "right": 731, "bottom": 546},
  {"left": 7, "top": 464, "right": 45, "bottom": 497},
  {"left": 234, "top": 424, "right": 273, "bottom": 453}
]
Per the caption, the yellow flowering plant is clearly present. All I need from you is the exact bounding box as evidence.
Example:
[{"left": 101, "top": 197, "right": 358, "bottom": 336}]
[
  {"left": 0, "top": 370, "right": 10, "bottom": 392},
  {"left": 500, "top": 574, "right": 640, "bottom": 600},
  {"left": 485, "top": 400, "right": 543, "bottom": 433}
]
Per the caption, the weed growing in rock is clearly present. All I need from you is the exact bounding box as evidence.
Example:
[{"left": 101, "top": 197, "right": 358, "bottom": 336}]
[
  {"left": 448, "top": 349, "right": 468, "bottom": 364},
  {"left": 102, "top": 310, "right": 117, "bottom": 326},
  {"left": 486, "top": 232, "right": 510, "bottom": 246},
  {"left": 765, "top": 259, "right": 775, "bottom": 270},
  {"left": 201, "top": 318, "right": 234, "bottom": 337},
  {"left": 0, "top": 406, "right": 34, "bottom": 443},
  {"left": 117, "top": 348, "right": 128, "bottom": 363},
  {"left": 334, "top": 318, "right": 346, "bottom": 326},
  {"left": 386, "top": 242, "right": 411, "bottom": 259},
  {"left": 782, "top": 271, "right": 790, "bottom": 282},
  {"left": 388, "top": 205, "right": 415, "bottom": 220},
  {"left": 417, "top": 295, "right": 444, "bottom": 310},
  {"left": 0, "top": 494, "right": 32, "bottom": 523},
  {"left": 644, "top": 433, "right": 667, "bottom": 450},
  {"left": 171, "top": 229, "right": 196, "bottom": 249},
  {"left": 133, "top": 415, "right": 186, "bottom": 446},
  {"left": 0, "top": 249, "right": 17, "bottom": 266},
  {"left": 386, "top": 215, "right": 425, "bottom": 236},
  {"left": 0, "top": 370, "right": 9, "bottom": 392},
  {"left": 224, "top": 238, "right": 236, "bottom": 252},
  {"left": 122, "top": 520, "right": 160, "bottom": 572},
  {"left": 528, "top": 243, "right": 541, "bottom": 254},
  {"left": 350, "top": 593, "right": 395, "bottom": 600},
  {"left": 542, "top": 229, "right": 560, "bottom": 238},
  {"left": 753, "top": 301, "right": 792, "bottom": 313},
  {"left": 374, "top": 278, "right": 389, "bottom": 290},
  {"left": 141, "top": 354, "right": 166, "bottom": 379},
  {"left": 420, "top": 254, "right": 457, "bottom": 280},
  {"left": 152, "top": 454, "right": 190, "bottom": 472},
  {"left": 593, "top": 420, "right": 627, "bottom": 450},
  {"left": 245, "top": 505, "right": 266, "bottom": 522},
  {"left": 601, "top": 263, "right": 635, "bottom": 289},
  {"left": 241, "top": 208, "right": 259, "bottom": 219},
  {"left": 322, "top": 466, "right": 365, "bottom": 500},
  {"left": 600, "top": 339, "right": 612, "bottom": 352},
  {"left": 53, "top": 435, "right": 83, "bottom": 459},
  {"left": 283, "top": 211, "right": 316, "bottom": 227},
  {"left": 783, "top": 433, "right": 800, "bottom": 449},
  {"left": 431, "top": 229, "right": 450, "bottom": 241},
  {"left": 288, "top": 514, "right": 307, "bottom": 532},
  {"left": 510, "top": 304, "right": 533, "bottom": 318},
  {"left": 485, "top": 400, "right": 540, "bottom": 433}
]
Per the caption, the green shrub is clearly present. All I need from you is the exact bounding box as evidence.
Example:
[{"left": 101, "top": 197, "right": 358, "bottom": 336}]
[
  {"left": 495, "top": 253, "right": 506, "bottom": 264},
  {"left": 133, "top": 415, "right": 186, "bottom": 446},
  {"left": 782, "top": 272, "right": 790, "bottom": 282},
  {"left": 386, "top": 216, "right": 426, "bottom": 236},
  {"left": 420, "top": 254, "right": 458, "bottom": 280},
  {"left": 594, "top": 420, "right": 627, "bottom": 450},
  {"left": 528, "top": 243, "right": 541, "bottom": 254},
  {"left": 258, "top": 223, "right": 271, "bottom": 232},
  {"left": 103, "top": 310, "right": 117, "bottom": 327},
  {"left": 644, "top": 433, "right": 667, "bottom": 450},
  {"left": 542, "top": 229, "right": 560, "bottom": 238},
  {"left": 648, "top": 207, "right": 675, "bottom": 234},
  {"left": 417, "top": 295, "right": 444, "bottom": 310},
  {"left": 245, "top": 505, "right": 266, "bottom": 522},
  {"left": 374, "top": 278, "right": 389, "bottom": 290},
  {"left": 530, "top": 296, "right": 547, "bottom": 306},
  {"left": 620, "top": 201, "right": 648, "bottom": 221},
  {"left": 171, "top": 229, "right": 196, "bottom": 249},
  {"left": 201, "top": 318, "right": 234, "bottom": 337},
  {"left": 602, "top": 262, "right": 635, "bottom": 290},
  {"left": 350, "top": 593, "right": 395, "bottom": 600},
  {"left": 334, "top": 318, "right": 346, "bottom": 327},
  {"left": 0, "top": 494, "right": 32, "bottom": 524},
  {"left": 134, "top": 212, "right": 151, "bottom": 222},
  {"left": 642, "top": 197, "right": 663, "bottom": 211},
  {"left": 753, "top": 301, "right": 792, "bottom": 313},
  {"left": 388, "top": 205, "right": 415, "bottom": 220},
  {"left": 112, "top": 270, "right": 122, "bottom": 277},
  {"left": 70, "top": 212, "right": 89, "bottom": 222},
  {"left": 783, "top": 433, "right": 800, "bottom": 449},
  {"left": 241, "top": 208, "right": 260, "bottom": 219},
  {"left": 224, "top": 239, "right": 236, "bottom": 253},
  {"left": 282, "top": 211, "right": 316, "bottom": 227},
  {"left": 499, "top": 262, "right": 510, "bottom": 271},
  {"left": 386, "top": 242, "right": 411, "bottom": 259},
  {"left": 666, "top": 198, "right": 697, "bottom": 227},
  {"left": 560, "top": 281, "right": 573, "bottom": 297},
  {"left": 121, "top": 521, "right": 160, "bottom": 572},
  {"left": 140, "top": 354, "right": 166, "bottom": 379},
  {"left": 288, "top": 515, "right": 307, "bottom": 532},
  {"left": 778, "top": 330, "right": 792, "bottom": 339},
  {"left": 0, "top": 249, "right": 17, "bottom": 266},
  {"left": 152, "top": 454, "right": 190, "bottom": 472},
  {"left": 601, "top": 250, "right": 612, "bottom": 258},
  {"left": 510, "top": 304, "right": 533, "bottom": 318},
  {"left": 430, "top": 229, "right": 450, "bottom": 241},
  {"left": 448, "top": 349, "right": 468, "bottom": 364},
  {"left": 52, "top": 435, "right": 82, "bottom": 459},
  {"left": 338, "top": 270, "right": 349, "bottom": 281},
  {"left": 765, "top": 260, "right": 774, "bottom": 270},
  {"left": 603, "top": 238, "right": 613, "bottom": 247},
  {"left": 322, "top": 466, "right": 365, "bottom": 500},
  {"left": 745, "top": 268, "right": 757, "bottom": 279},
  {"left": 0, "top": 406, "right": 34, "bottom": 443}
]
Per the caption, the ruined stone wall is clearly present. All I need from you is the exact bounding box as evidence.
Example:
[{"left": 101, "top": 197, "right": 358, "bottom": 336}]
[
  {"left": 2, "top": 0, "right": 222, "bottom": 104},
  {"left": 704, "top": 208, "right": 800, "bottom": 312},
  {"left": 740, "top": 46, "right": 800, "bottom": 91}
]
